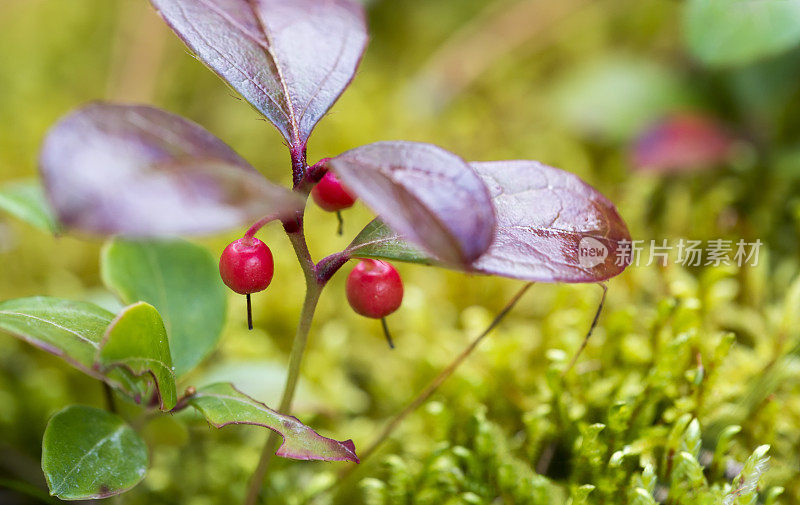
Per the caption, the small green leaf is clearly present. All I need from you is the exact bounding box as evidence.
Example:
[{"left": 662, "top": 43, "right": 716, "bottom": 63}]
[
  {"left": 629, "top": 488, "right": 657, "bottom": 505},
  {"left": 101, "top": 238, "right": 226, "bottom": 376},
  {"left": 0, "top": 297, "right": 139, "bottom": 395},
  {"left": 41, "top": 405, "right": 147, "bottom": 500},
  {"left": 98, "top": 303, "right": 177, "bottom": 410},
  {"left": 728, "top": 445, "right": 770, "bottom": 504},
  {"left": 570, "top": 484, "right": 595, "bottom": 505},
  {"left": 685, "top": 0, "right": 800, "bottom": 67},
  {"left": 0, "top": 180, "right": 60, "bottom": 233},
  {"left": 347, "top": 219, "right": 434, "bottom": 265},
  {"left": 185, "top": 383, "right": 359, "bottom": 463}
]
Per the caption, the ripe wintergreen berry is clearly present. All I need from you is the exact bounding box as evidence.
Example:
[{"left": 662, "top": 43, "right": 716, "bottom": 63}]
[
  {"left": 312, "top": 171, "right": 357, "bottom": 211},
  {"left": 346, "top": 259, "right": 404, "bottom": 348},
  {"left": 219, "top": 237, "right": 274, "bottom": 330},
  {"left": 312, "top": 171, "right": 357, "bottom": 234}
]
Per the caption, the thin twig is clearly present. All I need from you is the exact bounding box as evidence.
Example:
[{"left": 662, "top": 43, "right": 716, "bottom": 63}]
[
  {"left": 330, "top": 283, "right": 534, "bottom": 490},
  {"left": 563, "top": 282, "right": 608, "bottom": 376}
]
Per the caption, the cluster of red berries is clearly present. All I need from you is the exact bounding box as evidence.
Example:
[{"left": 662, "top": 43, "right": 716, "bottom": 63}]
[{"left": 218, "top": 170, "right": 403, "bottom": 345}]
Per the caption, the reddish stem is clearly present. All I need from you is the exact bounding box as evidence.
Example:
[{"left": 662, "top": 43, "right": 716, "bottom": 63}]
[
  {"left": 244, "top": 214, "right": 279, "bottom": 238},
  {"left": 291, "top": 144, "right": 308, "bottom": 189}
]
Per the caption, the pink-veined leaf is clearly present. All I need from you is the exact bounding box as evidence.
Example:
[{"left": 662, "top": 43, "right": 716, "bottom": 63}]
[
  {"left": 329, "top": 141, "right": 496, "bottom": 267},
  {"left": 150, "top": 0, "right": 368, "bottom": 147},
  {"left": 39, "top": 103, "right": 303, "bottom": 237},
  {"left": 470, "top": 160, "right": 631, "bottom": 283},
  {"left": 185, "top": 383, "right": 359, "bottom": 462}
]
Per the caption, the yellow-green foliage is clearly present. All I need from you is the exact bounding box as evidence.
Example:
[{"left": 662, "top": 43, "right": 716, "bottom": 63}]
[{"left": 2, "top": 0, "right": 800, "bottom": 504}]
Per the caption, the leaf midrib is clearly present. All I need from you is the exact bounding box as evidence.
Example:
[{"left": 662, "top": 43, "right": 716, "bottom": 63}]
[{"left": 0, "top": 311, "right": 101, "bottom": 348}]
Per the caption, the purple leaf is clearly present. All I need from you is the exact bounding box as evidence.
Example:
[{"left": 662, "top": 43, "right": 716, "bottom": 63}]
[
  {"left": 39, "top": 103, "right": 303, "bottom": 237},
  {"left": 186, "top": 383, "right": 359, "bottom": 463},
  {"left": 470, "top": 161, "right": 631, "bottom": 283},
  {"left": 150, "top": 0, "right": 368, "bottom": 147},
  {"left": 329, "top": 141, "right": 496, "bottom": 267}
]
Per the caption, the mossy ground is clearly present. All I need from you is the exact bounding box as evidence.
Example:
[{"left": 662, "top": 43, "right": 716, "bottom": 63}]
[{"left": 1, "top": 0, "right": 800, "bottom": 503}]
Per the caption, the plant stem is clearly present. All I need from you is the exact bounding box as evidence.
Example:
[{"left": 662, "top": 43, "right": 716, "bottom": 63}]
[{"left": 244, "top": 218, "right": 324, "bottom": 505}]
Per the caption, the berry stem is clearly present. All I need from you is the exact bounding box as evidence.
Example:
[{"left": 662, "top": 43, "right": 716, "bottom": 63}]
[
  {"left": 246, "top": 294, "right": 253, "bottom": 331},
  {"left": 381, "top": 317, "right": 395, "bottom": 349},
  {"left": 244, "top": 214, "right": 278, "bottom": 239},
  {"left": 336, "top": 210, "right": 344, "bottom": 236}
]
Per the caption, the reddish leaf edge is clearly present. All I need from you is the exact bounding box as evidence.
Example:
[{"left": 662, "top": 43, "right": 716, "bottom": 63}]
[
  {"left": 328, "top": 141, "right": 497, "bottom": 266},
  {"left": 338, "top": 158, "right": 633, "bottom": 284},
  {"left": 186, "top": 383, "right": 360, "bottom": 464},
  {"left": 149, "top": 0, "right": 369, "bottom": 150}
]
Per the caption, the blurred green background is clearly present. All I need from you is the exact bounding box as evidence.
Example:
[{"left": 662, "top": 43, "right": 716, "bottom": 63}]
[{"left": 2, "top": 0, "right": 800, "bottom": 503}]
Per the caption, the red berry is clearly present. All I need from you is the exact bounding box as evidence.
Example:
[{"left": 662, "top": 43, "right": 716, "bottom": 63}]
[
  {"left": 346, "top": 259, "right": 403, "bottom": 319},
  {"left": 219, "top": 237, "right": 274, "bottom": 295},
  {"left": 311, "top": 172, "right": 357, "bottom": 212},
  {"left": 632, "top": 113, "right": 732, "bottom": 174}
]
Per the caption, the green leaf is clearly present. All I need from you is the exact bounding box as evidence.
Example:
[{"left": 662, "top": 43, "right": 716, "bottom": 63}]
[
  {"left": 0, "top": 297, "right": 139, "bottom": 394},
  {"left": 42, "top": 405, "right": 148, "bottom": 500},
  {"left": 98, "top": 303, "right": 177, "bottom": 411},
  {"left": 728, "top": 445, "right": 770, "bottom": 504},
  {"left": 41, "top": 405, "right": 148, "bottom": 500},
  {"left": 629, "top": 488, "right": 657, "bottom": 505},
  {"left": 570, "top": 484, "right": 595, "bottom": 505},
  {"left": 101, "top": 238, "right": 226, "bottom": 376},
  {"left": 185, "top": 383, "right": 359, "bottom": 463},
  {"left": 0, "top": 180, "right": 60, "bottom": 233},
  {"left": 553, "top": 56, "right": 691, "bottom": 142},
  {"left": 685, "top": 0, "right": 800, "bottom": 67},
  {"left": 347, "top": 219, "right": 434, "bottom": 265}
]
